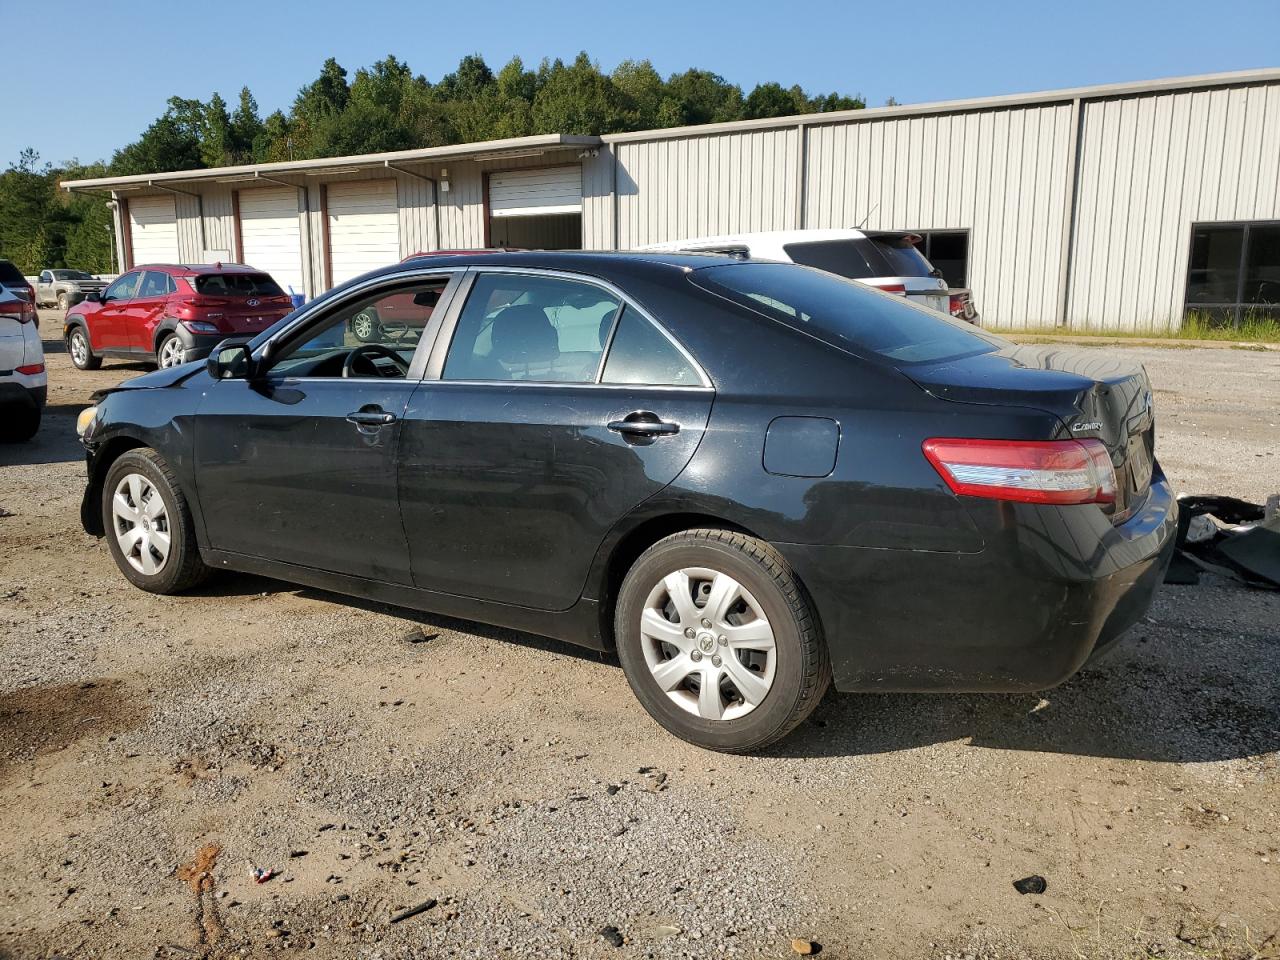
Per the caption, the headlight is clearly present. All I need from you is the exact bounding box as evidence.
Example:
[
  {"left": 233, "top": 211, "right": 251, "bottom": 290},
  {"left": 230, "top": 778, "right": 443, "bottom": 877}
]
[{"left": 76, "top": 405, "right": 98, "bottom": 438}]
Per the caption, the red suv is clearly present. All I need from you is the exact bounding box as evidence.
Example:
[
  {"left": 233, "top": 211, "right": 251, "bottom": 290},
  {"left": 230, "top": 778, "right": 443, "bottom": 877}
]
[{"left": 63, "top": 263, "right": 293, "bottom": 370}]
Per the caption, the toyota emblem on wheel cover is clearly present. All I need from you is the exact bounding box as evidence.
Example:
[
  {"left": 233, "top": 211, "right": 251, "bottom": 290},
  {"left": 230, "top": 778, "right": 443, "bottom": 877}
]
[{"left": 246, "top": 297, "right": 260, "bottom": 307}]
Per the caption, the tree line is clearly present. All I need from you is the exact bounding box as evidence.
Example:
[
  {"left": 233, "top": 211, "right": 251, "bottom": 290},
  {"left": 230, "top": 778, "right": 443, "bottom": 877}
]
[{"left": 0, "top": 52, "right": 865, "bottom": 275}]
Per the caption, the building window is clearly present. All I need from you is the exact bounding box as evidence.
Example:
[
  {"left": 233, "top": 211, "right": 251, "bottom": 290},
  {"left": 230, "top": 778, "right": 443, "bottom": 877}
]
[
  {"left": 1185, "top": 221, "right": 1280, "bottom": 327},
  {"left": 909, "top": 231, "right": 969, "bottom": 289}
]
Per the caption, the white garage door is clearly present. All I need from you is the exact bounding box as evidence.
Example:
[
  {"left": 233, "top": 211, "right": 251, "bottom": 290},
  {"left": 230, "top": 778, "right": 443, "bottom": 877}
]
[
  {"left": 327, "top": 180, "right": 400, "bottom": 286},
  {"left": 239, "top": 187, "right": 305, "bottom": 297},
  {"left": 128, "top": 195, "right": 179, "bottom": 266},
  {"left": 489, "top": 166, "right": 582, "bottom": 218}
]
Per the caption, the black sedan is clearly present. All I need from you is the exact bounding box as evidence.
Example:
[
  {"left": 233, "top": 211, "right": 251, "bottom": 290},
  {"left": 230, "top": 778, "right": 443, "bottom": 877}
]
[{"left": 76, "top": 252, "right": 1177, "bottom": 752}]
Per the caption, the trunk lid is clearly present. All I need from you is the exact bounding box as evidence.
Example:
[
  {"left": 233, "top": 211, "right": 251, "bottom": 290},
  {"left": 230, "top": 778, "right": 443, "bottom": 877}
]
[{"left": 905, "top": 344, "right": 1156, "bottom": 520}]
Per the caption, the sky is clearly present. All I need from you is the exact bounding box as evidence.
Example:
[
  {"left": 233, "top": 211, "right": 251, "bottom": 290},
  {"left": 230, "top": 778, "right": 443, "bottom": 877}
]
[{"left": 6, "top": 0, "right": 1279, "bottom": 169}]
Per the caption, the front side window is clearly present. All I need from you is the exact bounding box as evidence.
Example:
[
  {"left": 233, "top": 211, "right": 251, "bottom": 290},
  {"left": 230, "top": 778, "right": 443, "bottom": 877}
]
[
  {"left": 601, "top": 307, "right": 702, "bottom": 386},
  {"left": 442, "top": 273, "right": 621, "bottom": 383},
  {"left": 103, "top": 272, "right": 141, "bottom": 302},
  {"left": 693, "top": 262, "right": 1001, "bottom": 366},
  {"left": 39, "top": 271, "right": 52, "bottom": 283},
  {"left": 265, "top": 279, "right": 449, "bottom": 380}
]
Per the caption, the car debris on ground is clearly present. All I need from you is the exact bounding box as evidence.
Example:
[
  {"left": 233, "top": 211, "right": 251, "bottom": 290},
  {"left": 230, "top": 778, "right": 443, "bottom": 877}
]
[{"left": 1165, "top": 494, "right": 1280, "bottom": 588}]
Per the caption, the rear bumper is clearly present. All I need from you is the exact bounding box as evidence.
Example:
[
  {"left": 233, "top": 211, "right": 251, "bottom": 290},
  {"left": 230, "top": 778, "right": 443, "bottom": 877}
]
[
  {"left": 777, "top": 466, "right": 1178, "bottom": 692},
  {"left": 0, "top": 381, "right": 46, "bottom": 411},
  {"left": 173, "top": 327, "right": 225, "bottom": 363}
]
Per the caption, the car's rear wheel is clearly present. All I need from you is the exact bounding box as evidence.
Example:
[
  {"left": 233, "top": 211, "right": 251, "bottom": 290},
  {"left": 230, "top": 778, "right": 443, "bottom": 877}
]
[
  {"left": 349, "top": 308, "right": 381, "bottom": 343},
  {"left": 57, "top": 292, "right": 69, "bottom": 312},
  {"left": 156, "top": 334, "right": 184, "bottom": 369},
  {"left": 102, "top": 448, "right": 210, "bottom": 594},
  {"left": 68, "top": 326, "right": 102, "bottom": 370},
  {"left": 614, "top": 529, "right": 830, "bottom": 753}
]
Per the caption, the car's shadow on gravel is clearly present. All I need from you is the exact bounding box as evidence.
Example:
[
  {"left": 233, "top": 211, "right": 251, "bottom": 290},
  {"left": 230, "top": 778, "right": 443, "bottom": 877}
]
[
  {"left": 187, "top": 572, "right": 1278, "bottom": 765},
  {"left": 779, "top": 580, "right": 1280, "bottom": 764},
  {"left": 187, "top": 572, "right": 611, "bottom": 665},
  {"left": 0, "top": 407, "right": 86, "bottom": 467}
]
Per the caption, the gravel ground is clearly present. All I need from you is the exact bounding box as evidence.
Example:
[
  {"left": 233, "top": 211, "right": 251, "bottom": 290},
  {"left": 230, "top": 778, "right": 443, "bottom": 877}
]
[{"left": 0, "top": 316, "right": 1277, "bottom": 959}]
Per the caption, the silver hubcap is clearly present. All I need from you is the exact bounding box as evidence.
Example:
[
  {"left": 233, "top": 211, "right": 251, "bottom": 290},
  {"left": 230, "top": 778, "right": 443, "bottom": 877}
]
[
  {"left": 70, "top": 333, "right": 88, "bottom": 365},
  {"left": 640, "top": 567, "right": 777, "bottom": 721},
  {"left": 159, "top": 338, "right": 183, "bottom": 368},
  {"left": 352, "top": 312, "right": 374, "bottom": 339},
  {"left": 112, "top": 474, "right": 171, "bottom": 576}
]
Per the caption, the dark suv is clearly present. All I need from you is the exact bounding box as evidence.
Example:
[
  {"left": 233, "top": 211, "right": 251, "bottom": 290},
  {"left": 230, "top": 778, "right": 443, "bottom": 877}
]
[{"left": 63, "top": 263, "right": 293, "bottom": 370}]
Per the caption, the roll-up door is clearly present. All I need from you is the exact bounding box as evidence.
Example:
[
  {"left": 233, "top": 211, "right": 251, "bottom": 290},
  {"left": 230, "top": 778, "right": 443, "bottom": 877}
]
[
  {"left": 239, "top": 187, "right": 305, "bottom": 296},
  {"left": 327, "top": 180, "right": 400, "bottom": 286},
  {"left": 489, "top": 166, "right": 582, "bottom": 218},
  {"left": 128, "top": 195, "right": 179, "bottom": 266}
]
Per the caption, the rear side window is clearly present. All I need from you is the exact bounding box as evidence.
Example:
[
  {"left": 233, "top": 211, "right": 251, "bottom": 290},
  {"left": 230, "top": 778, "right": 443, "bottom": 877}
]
[
  {"left": 693, "top": 262, "right": 1000, "bottom": 366},
  {"left": 193, "top": 273, "right": 284, "bottom": 296},
  {"left": 784, "top": 237, "right": 935, "bottom": 279},
  {"left": 601, "top": 307, "right": 702, "bottom": 386},
  {"left": 137, "top": 271, "right": 173, "bottom": 298},
  {"left": 443, "top": 273, "right": 621, "bottom": 383}
]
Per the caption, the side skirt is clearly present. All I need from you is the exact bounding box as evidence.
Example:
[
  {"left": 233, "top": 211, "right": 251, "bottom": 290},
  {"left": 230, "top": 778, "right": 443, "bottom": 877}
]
[{"left": 201, "top": 549, "right": 608, "bottom": 651}]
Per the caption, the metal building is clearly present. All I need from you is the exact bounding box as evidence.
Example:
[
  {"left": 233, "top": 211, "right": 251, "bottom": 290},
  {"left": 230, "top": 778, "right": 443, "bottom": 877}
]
[{"left": 64, "top": 68, "right": 1280, "bottom": 332}]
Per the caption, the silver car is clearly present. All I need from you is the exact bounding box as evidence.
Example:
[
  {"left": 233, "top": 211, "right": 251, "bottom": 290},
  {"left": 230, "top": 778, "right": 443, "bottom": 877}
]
[{"left": 36, "top": 269, "right": 108, "bottom": 311}]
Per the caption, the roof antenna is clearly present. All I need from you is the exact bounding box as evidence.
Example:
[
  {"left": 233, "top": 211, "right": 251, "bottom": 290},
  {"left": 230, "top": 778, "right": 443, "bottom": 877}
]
[{"left": 855, "top": 203, "right": 880, "bottom": 229}]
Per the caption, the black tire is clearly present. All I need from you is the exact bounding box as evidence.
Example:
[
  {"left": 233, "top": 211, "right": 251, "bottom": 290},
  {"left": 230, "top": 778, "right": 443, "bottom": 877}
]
[
  {"left": 0, "top": 404, "right": 40, "bottom": 442},
  {"left": 614, "top": 529, "right": 830, "bottom": 753},
  {"left": 68, "top": 326, "right": 102, "bottom": 370},
  {"left": 57, "top": 292, "right": 69, "bottom": 312},
  {"left": 101, "top": 447, "right": 210, "bottom": 594},
  {"left": 349, "top": 308, "right": 381, "bottom": 343}
]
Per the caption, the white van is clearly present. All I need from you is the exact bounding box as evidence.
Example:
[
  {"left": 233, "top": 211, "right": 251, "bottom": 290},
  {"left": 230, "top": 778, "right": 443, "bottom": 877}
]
[{"left": 643, "top": 228, "right": 980, "bottom": 323}]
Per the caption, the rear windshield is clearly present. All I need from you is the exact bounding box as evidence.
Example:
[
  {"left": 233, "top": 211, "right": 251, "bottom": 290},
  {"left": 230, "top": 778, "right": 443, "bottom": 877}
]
[
  {"left": 783, "top": 237, "right": 935, "bottom": 280},
  {"left": 0, "top": 260, "right": 25, "bottom": 285},
  {"left": 192, "top": 273, "right": 284, "bottom": 296},
  {"left": 692, "top": 262, "right": 1000, "bottom": 365}
]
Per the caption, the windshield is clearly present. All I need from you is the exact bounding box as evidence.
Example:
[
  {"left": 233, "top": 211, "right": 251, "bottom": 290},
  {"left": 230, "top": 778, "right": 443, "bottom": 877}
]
[
  {"left": 54, "top": 269, "right": 95, "bottom": 280},
  {"left": 783, "top": 237, "right": 936, "bottom": 280},
  {"left": 192, "top": 273, "right": 284, "bottom": 296},
  {"left": 692, "top": 262, "right": 1001, "bottom": 365}
]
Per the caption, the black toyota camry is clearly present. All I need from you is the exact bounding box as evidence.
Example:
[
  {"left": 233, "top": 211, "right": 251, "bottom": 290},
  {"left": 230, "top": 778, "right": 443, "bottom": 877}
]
[{"left": 76, "top": 251, "right": 1176, "bottom": 752}]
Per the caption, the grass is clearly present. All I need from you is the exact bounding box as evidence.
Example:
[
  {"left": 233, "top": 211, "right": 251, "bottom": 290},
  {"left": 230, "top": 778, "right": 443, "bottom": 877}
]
[{"left": 1006, "top": 313, "right": 1280, "bottom": 344}]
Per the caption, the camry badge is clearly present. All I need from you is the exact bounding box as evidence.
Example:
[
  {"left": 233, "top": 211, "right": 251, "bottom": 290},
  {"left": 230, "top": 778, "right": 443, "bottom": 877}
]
[{"left": 1072, "top": 421, "right": 1103, "bottom": 432}]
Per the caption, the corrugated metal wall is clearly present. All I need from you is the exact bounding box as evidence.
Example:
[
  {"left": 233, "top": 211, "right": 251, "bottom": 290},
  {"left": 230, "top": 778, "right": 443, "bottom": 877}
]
[
  {"left": 614, "top": 129, "right": 801, "bottom": 247},
  {"left": 1067, "top": 82, "right": 1280, "bottom": 332},
  {"left": 804, "top": 104, "right": 1076, "bottom": 328}
]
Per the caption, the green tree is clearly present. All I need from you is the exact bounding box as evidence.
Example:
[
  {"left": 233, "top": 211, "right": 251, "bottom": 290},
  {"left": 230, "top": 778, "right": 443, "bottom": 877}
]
[
  {"left": 665, "top": 69, "right": 745, "bottom": 125},
  {"left": 230, "top": 87, "right": 265, "bottom": 163},
  {"left": 531, "top": 53, "right": 629, "bottom": 135}
]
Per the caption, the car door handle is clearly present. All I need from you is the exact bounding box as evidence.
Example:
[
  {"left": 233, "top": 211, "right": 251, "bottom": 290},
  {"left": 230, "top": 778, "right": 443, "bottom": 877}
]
[
  {"left": 607, "top": 414, "right": 680, "bottom": 437},
  {"left": 346, "top": 409, "right": 397, "bottom": 427}
]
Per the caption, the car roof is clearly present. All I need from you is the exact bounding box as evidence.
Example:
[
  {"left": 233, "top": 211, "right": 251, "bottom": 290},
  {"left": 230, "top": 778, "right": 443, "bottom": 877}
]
[{"left": 131, "top": 262, "right": 265, "bottom": 275}]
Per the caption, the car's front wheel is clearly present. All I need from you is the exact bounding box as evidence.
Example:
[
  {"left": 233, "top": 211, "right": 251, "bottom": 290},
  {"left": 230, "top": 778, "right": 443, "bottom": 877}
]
[
  {"left": 156, "top": 334, "right": 185, "bottom": 369},
  {"left": 614, "top": 529, "right": 830, "bottom": 753},
  {"left": 102, "top": 448, "right": 209, "bottom": 594},
  {"left": 67, "top": 326, "right": 102, "bottom": 370}
]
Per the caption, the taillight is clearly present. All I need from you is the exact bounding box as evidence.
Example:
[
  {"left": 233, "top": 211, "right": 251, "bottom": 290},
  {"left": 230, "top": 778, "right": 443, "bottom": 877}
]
[
  {"left": 948, "top": 294, "right": 966, "bottom": 317},
  {"left": 16, "top": 362, "right": 45, "bottom": 375},
  {"left": 868, "top": 282, "right": 907, "bottom": 295},
  {"left": 3, "top": 300, "right": 37, "bottom": 324},
  {"left": 173, "top": 298, "right": 225, "bottom": 321},
  {"left": 923, "top": 438, "right": 1117, "bottom": 506}
]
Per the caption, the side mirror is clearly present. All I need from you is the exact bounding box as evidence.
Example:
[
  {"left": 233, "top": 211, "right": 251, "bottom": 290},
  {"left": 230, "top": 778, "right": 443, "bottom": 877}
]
[
  {"left": 206, "top": 338, "right": 257, "bottom": 381},
  {"left": 85, "top": 291, "right": 101, "bottom": 303}
]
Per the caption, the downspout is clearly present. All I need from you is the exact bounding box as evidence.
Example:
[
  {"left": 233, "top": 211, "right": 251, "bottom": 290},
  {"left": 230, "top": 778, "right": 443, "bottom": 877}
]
[{"left": 386, "top": 161, "right": 440, "bottom": 252}]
